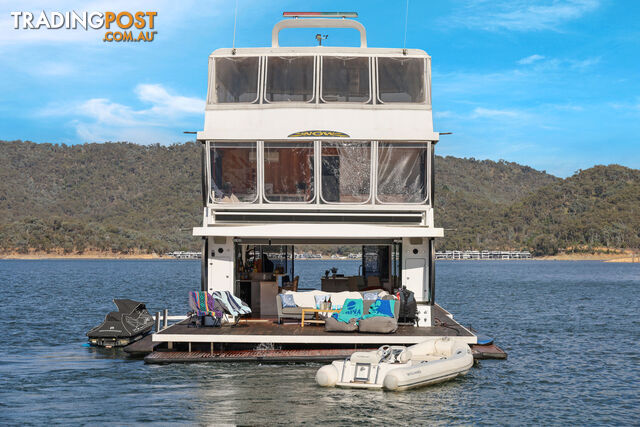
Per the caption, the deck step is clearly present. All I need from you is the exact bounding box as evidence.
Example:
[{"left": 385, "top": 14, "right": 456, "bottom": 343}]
[
  {"left": 470, "top": 343, "right": 508, "bottom": 359},
  {"left": 144, "top": 348, "right": 363, "bottom": 364},
  {"left": 144, "top": 343, "right": 508, "bottom": 364},
  {"left": 123, "top": 335, "right": 159, "bottom": 355}
]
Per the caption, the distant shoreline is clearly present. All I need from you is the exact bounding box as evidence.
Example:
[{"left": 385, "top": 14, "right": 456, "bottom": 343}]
[
  {"left": 0, "top": 251, "right": 167, "bottom": 260},
  {"left": 1, "top": 251, "right": 638, "bottom": 263},
  {"left": 539, "top": 253, "right": 639, "bottom": 263}
]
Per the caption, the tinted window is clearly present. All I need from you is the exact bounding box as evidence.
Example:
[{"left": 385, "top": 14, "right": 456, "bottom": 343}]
[
  {"left": 265, "top": 57, "right": 314, "bottom": 102},
  {"left": 322, "top": 57, "right": 370, "bottom": 102},
  {"left": 214, "top": 57, "right": 259, "bottom": 103},
  {"left": 377, "top": 143, "right": 428, "bottom": 203},
  {"left": 210, "top": 143, "right": 257, "bottom": 203},
  {"left": 264, "top": 142, "right": 315, "bottom": 202},
  {"left": 321, "top": 141, "right": 371, "bottom": 203},
  {"left": 377, "top": 57, "right": 426, "bottom": 103}
]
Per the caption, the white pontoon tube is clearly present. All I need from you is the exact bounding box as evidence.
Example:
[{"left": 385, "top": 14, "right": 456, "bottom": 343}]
[{"left": 316, "top": 337, "right": 473, "bottom": 391}]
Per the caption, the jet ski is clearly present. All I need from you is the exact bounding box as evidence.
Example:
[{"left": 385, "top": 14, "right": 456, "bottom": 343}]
[{"left": 87, "top": 299, "right": 154, "bottom": 348}]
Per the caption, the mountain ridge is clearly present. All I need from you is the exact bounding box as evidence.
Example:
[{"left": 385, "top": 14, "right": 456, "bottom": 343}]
[{"left": 1, "top": 140, "right": 636, "bottom": 255}]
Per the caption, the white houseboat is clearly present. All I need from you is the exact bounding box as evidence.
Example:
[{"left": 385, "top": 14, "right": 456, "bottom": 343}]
[{"left": 148, "top": 13, "right": 493, "bottom": 362}]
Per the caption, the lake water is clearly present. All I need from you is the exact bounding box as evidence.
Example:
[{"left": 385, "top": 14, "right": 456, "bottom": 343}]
[{"left": 0, "top": 260, "right": 638, "bottom": 425}]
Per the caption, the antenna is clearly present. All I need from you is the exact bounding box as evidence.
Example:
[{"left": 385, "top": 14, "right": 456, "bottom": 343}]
[
  {"left": 403, "top": 0, "right": 409, "bottom": 52},
  {"left": 232, "top": 0, "right": 239, "bottom": 54},
  {"left": 315, "top": 33, "right": 328, "bottom": 46}
]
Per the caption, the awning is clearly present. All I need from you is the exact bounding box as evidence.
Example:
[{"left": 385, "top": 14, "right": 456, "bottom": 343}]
[{"left": 193, "top": 223, "right": 444, "bottom": 239}]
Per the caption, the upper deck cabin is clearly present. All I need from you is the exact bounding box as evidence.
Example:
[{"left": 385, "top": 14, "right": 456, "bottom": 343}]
[{"left": 196, "top": 16, "right": 441, "bottom": 231}]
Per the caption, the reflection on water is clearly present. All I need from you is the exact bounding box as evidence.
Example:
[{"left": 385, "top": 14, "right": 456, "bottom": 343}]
[{"left": 0, "top": 260, "right": 639, "bottom": 424}]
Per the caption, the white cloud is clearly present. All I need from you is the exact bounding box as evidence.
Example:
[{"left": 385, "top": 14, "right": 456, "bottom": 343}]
[
  {"left": 28, "top": 61, "right": 77, "bottom": 76},
  {"left": 434, "top": 110, "right": 454, "bottom": 119},
  {"left": 471, "top": 107, "right": 525, "bottom": 119},
  {"left": 40, "top": 83, "right": 204, "bottom": 143},
  {"left": 450, "top": 0, "right": 600, "bottom": 32},
  {"left": 518, "top": 54, "right": 545, "bottom": 65}
]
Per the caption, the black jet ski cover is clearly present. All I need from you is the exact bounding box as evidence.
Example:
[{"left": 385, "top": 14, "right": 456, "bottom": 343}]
[{"left": 87, "top": 299, "right": 154, "bottom": 338}]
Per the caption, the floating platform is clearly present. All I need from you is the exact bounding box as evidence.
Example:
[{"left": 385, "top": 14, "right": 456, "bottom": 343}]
[
  {"left": 151, "top": 305, "right": 476, "bottom": 346},
  {"left": 143, "top": 343, "right": 506, "bottom": 364},
  {"left": 140, "top": 304, "right": 507, "bottom": 364}
]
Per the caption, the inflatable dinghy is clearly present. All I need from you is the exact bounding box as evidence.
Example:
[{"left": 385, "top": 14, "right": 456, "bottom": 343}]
[
  {"left": 87, "top": 299, "right": 154, "bottom": 347},
  {"left": 316, "top": 337, "right": 473, "bottom": 391}
]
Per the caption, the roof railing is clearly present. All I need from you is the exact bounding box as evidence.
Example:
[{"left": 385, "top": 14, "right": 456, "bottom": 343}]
[{"left": 272, "top": 12, "right": 367, "bottom": 48}]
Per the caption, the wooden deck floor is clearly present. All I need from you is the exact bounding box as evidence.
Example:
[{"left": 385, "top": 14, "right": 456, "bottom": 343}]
[{"left": 153, "top": 305, "right": 475, "bottom": 346}]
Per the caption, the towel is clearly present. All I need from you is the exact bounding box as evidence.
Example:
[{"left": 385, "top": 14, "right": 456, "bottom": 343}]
[
  {"left": 362, "top": 299, "right": 395, "bottom": 319},
  {"left": 328, "top": 291, "right": 362, "bottom": 309},
  {"left": 189, "top": 291, "right": 223, "bottom": 318},
  {"left": 212, "top": 291, "right": 251, "bottom": 316},
  {"left": 336, "top": 298, "right": 364, "bottom": 323}
]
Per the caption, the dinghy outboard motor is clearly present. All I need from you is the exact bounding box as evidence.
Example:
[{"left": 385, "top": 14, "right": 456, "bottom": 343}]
[{"left": 87, "top": 299, "right": 155, "bottom": 347}]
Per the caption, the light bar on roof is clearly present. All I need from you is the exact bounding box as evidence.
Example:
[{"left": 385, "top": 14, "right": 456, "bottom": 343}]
[{"left": 282, "top": 12, "right": 358, "bottom": 18}]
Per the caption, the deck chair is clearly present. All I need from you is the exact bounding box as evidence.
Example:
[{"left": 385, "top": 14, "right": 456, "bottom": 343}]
[
  {"left": 188, "top": 291, "right": 223, "bottom": 327},
  {"left": 211, "top": 291, "right": 252, "bottom": 326}
]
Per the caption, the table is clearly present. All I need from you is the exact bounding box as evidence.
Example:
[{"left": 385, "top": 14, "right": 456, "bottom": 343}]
[{"left": 301, "top": 308, "right": 341, "bottom": 327}]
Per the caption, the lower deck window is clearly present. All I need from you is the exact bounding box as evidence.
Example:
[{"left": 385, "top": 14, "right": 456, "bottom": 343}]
[
  {"left": 376, "top": 143, "right": 429, "bottom": 203},
  {"left": 210, "top": 143, "right": 257, "bottom": 203},
  {"left": 264, "top": 142, "right": 315, "bottom": 202},
  {"left": 321, "top": 141, "right": 371, "bottom": 203}
]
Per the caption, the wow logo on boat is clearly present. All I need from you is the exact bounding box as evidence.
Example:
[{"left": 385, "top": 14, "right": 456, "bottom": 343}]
[{"left": 9, "top": 10, "right": 158, "bottom": 42}]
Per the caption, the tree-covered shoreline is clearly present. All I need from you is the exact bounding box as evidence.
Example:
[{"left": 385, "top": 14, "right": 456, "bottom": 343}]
[{"left": 1, "top": 140, "right": 638, "bottom": 256}]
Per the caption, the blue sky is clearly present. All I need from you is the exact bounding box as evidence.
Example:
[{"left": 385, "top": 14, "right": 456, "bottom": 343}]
[{"left": 1, "top": 0, "right": 638, "bottom": 177}]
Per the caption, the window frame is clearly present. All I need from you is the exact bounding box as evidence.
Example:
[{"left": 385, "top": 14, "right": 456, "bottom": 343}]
[
  {"left": 318, "top": 140, "right": 373, "bottom": 204},
  {"left": 375, "top": 57, "right": 428, "bottom": 105},
  {"left": 263, "top": 55, "right": 317, "bottom": 104},
  {"left": 210, "top": 56, "right": 262, "bottom": 105},
  {"left": 209, "top": 141, "right": 260, "bottom": 204},
  {"left": 262, "top": 140, "right": 317, "bottom": 204},
  {"left": 319, "top": 56, "right": 373, "bottom": 104},
  {"left": 374, "top": 141, "right": 431, "bottom": 205}
]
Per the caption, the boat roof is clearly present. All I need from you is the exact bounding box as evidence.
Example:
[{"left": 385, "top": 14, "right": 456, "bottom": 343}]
[{"left": 210, "top": 47, "right": 429, "bottom": 58}]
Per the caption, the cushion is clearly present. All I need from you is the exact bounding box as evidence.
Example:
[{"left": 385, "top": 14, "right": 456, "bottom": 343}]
[
  {"left": 336, "top": 298, "right": 363, "bottom": 323},
  {"left": 358, "top": 316, "right": 398, "bottom": 333},
  {"left": 325, "top": 316, "right": 358, "bottom": 332},
  {"left": 362, "top": 299, "right": 395, "bottom": 319},
  {"left": 289, "top": 290, "right": 327, "bottom": 308},
  {"left": 329, "top": 291, "right": 362, "bottom": 308},
  {"left": 281, "top": 293, "right": 297, "bottom": 308},
  {"left": 281, "top": 307, "right": 302, "bottom": 314},
  {"left": 362, "top": 291, "right": 379, "bottom": 301}
]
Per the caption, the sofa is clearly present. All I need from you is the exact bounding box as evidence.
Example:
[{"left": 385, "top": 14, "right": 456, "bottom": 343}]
[{"left": 276, "top": 289, "right": 400, "bottom": 333}]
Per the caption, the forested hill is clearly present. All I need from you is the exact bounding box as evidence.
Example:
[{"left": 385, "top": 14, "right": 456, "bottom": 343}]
[{"left": 0, "top": 140, "right": 637, "bottom": 255}]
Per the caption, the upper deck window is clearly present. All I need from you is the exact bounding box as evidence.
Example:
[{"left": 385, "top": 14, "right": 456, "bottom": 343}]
[
  {"left": 321, "top": 57, "right": 370, "bottom": 103},
  {"left": 265, "top": 56, "right": 315, "bottom": 102},
  {"left": 214, "top": 57, "right": 260, "bottom": 103},
  {"left": 376, "top": 143, "right": 429, "bottom": 204},
  {"left": 377, "top": 57, "right": 426, "bottom": 103},
  {"left": 264, "top": 142, "right": 315, "bottom": 202},
  {"left": 210, "top": 142, "right": 258, "bottom": 203}
]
